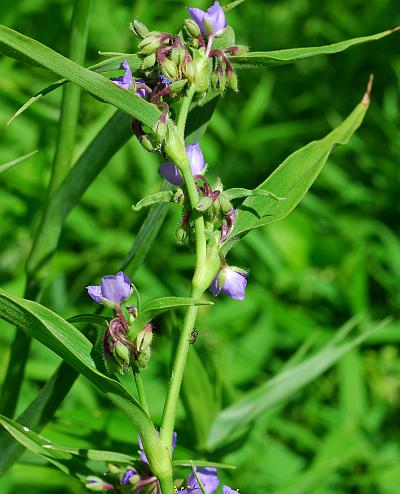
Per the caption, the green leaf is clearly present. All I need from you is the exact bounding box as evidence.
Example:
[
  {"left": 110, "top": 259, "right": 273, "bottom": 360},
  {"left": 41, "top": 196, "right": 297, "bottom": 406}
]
[
  {"left": 206, "top": 318, "right": 390, "bottom": 451},
  {"left": 223, "top": 0, "right": 246, "bottom": 12},
  {"left": 182, "top": 347, "right": 217, "bottom": 449},
  {"left": 230, "top": 27, "right": 400, "bottom": 69},
  {"left": 222, "top": 82, "right": 371, "bottom": 252},
  {"left": 0, "top": 289, "right": 167, "bottom": 469},
  {"left": 0, "top": 25, "right": 160, "bottom": 127},
  {"left": 132, "top": 191, "right": 175, "bottom": 212},
  {"left": 0, "top": 414, "right": 92, "bottom": 479},
  {"left": 67, "top": 314, "right": 110, "bottom": 326},
  {"left": 172, "top": 459, "right": 235, "bottom": 469},
  {"left": 26, "top": 110, "right": 132, "bottom": 279},
  {"left": 7, "top": 54, "right": 142, "bottom": 125},
  {"left": 223, "top": 187, "right": 285, "bottom": 202},
  {"left": 212, "top": 26, "right": 236, "bottom": 51},
  {"left": 128, "top": 297, "right": 213, "bottom": 338},
  {"left": 0, "top": 150, "right": 38, "bottom": 175}
]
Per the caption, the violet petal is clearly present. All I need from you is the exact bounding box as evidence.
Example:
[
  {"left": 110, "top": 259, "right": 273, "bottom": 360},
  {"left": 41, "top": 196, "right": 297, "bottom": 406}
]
[
  {"left": 158, "top": 162, "right": 184, "bottom": 186},
  {"left": 100, "top": 271, "right": 132, "bottom": 304},
  {"left": 221, "top": 269, "right": 247, "bottom": 301},
  {"left": 186, "top": 142, "right": 205, "bottom": 175},
  {"left": 188, "top": 7, "right": 206, "bottom": 33},
  {"left": 86, "top": 285, "right": 102, "bottom": 303}
]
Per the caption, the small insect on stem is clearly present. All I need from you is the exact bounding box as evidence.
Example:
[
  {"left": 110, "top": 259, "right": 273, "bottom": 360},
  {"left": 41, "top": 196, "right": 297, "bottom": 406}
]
[{"left": 189, "top": 329, "right": 199, "bottom": 345}]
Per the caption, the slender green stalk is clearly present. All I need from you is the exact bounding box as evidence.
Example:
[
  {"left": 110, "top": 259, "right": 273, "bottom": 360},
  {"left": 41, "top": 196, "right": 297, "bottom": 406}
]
[
  {"left": 134, "top": 370, "right": 149, "bottom": 414},
  {"left": 48, "top": 0, "right": 92, "bottom": 194},
  {"left": 160, "top": 83, "right": 207, "bottom": 455},
  {"left": 177, "top": 84, "right": 196, "bottom": 139},
  {"left": 0, "top": 0, "right": 92, "bottom": 418}
]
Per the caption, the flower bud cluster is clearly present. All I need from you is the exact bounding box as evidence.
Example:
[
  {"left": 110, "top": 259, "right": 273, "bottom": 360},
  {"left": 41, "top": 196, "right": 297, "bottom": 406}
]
[{"left": 86, "top": 273, "right": 154, "bottom": 373}]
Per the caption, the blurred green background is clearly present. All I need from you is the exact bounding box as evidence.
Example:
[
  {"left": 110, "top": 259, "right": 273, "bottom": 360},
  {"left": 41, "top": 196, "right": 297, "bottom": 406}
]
[{"left": 1, "top": 0, "right": 400, "bottom": 493}]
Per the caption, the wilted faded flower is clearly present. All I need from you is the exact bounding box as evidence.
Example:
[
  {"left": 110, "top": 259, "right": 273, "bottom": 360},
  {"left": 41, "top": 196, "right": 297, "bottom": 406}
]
[
  {"left": 209, "top": 265, "right": 248, "bottom": 301},
  {"left": 158, "top": 142, "right": 206, "bottom": 185},
  {"left": 86, "top": 271, "right": 132, "bottom": 306},
  {"left": 188, "top": 1, "right": 227, "bottom": 36}
]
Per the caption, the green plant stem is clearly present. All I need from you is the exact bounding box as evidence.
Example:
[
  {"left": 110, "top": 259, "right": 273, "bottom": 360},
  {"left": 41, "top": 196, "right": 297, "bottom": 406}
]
[
  {"left": 160, "top": 84, "right": 207, "bottom": 456},
  {"left": 177, "top": 84, "right": 196, "bottom": 139},
  {"left": 134, "top": 370, "right": 149, "bottom": 414},
  {"left": 0, "top": 0, "right": 92, "bottom": 419}
]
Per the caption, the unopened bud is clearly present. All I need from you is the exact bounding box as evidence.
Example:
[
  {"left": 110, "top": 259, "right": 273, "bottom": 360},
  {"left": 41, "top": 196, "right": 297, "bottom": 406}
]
[
  {"left": 175, "top": 223, "right": 187, "bottom": 245},
  {"left": 137, "top": 347, "right": 151, "bottom": 369},
  {"left": 136, "top": 324, "right": 153, "bottom": 352},
  {"left": 153, "top": 119, "right": 168, "bottom": 144},
  {"left": 138, "top": 35, "right": 161, "bottom": 55},
  {"left": 219, "top": 194, "right": 234, "bottom": 214},
  {"left": 141, "top": 52, "right": 156, "bottom": 70},
  {"left": 114, "top": 342, "right": 131, "bottom": 366},
  {"left": 169, "top": 79, "right": 188, "bottom": 94},
  {"left": 161, "top": 58, "right": 179, "bottom": 81},
  {"left": 195, "top": 196, "right": 213, "bottom": 212},
  {"left": 131, "top": 19, "right": 149, "bottom": 39},
  {"left": 85, "top": 476, "right": 114, "bottom": 491},
  {"left": 185, "top": 19, "right": 201, "bottom": 38},
  {"left": 227, "top": 70, "right": 238, "bottom": 92},
  {"left": 172, "top": 188, "right": 185, "bottom": 204},
  {"left": 139, "top": 135, "right": 157, "bottom": 152},
  {"left": 107, "top": 463, "right": 122, "bottom": 475}
]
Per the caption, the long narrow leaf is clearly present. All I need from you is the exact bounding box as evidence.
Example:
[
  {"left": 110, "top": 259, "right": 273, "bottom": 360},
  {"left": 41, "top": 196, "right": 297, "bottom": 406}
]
[
  {"left": 0, "top": 289, "right": 167, "bottom": 469},
  {"left": 222, "top": 78, "right": 372, "bottom": 252},
  {"left": 230, "top": 27, "right": 399, "bottom": 69},
  {"left": 0, "top": 25, "right": 160, "bottom": 127},
  {"left": 206, "top": 318, "right": 389, "bottom": 450}
]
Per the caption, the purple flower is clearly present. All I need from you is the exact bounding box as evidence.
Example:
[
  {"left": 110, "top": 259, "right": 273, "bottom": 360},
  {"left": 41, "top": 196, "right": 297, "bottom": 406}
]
[
  {"left": 111, "top": 60, "right": 133, "bottom": 90},
  {"left": 86, "top": 271, "right": 132, "bottom": 306},
  {"left": 111, "top": 60, "right": 146, "bottom": 98},
  {"left": 222, "top": 487, "right": 237, "bottom": 494},
  {"left": 138, "top": 432, "right": 177, "bottom": 464},
  {"left": 185, "top": 467, "right": 220, "bottom": 494},
  {"left": 209, "top": 266, "right": 248, "bottom": 301},
  {"left": 188, "top": 2, "right": 227, "bottom": 36},
  {"left": 158, "top": 142, "right": 206, "bottom": 185}
]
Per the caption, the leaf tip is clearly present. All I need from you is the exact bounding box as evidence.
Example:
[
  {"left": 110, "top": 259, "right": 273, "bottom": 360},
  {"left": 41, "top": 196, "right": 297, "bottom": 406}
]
[{"left": 361, "top": 74, "right": 374, "bottom": 106}]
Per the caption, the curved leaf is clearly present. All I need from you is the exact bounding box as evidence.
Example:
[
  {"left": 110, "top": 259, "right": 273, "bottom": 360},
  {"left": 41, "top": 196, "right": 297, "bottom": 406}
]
[
  {"left": 0, "top": 289, "right": 168, "bottom": 470},
  {"left": 230, "top": 27, "right": 399, "bottom": 69},
  {"left": 0, "top": 150, "right": 38, "bottom": 175},
  {"left": 0, "top": 25, "right": 160, "bottom": 127},
  {"left": 206, "top": 318, "right": 390, "bottom": 451},
  {"left": 132, "top": 191, "right": 175, "bottom": 212},
  {"left": 222, "top": 79, "right": 372, "bottom": 252}
]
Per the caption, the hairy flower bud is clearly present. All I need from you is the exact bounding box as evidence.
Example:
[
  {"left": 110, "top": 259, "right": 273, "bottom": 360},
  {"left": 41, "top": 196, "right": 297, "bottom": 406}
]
[
  {"left": 184, "top": 18, "right": 201, "bottom": 38},
  {"left": 131, "top": 19, "right": 149, "bottom": 39},
  {"left": 138, "top": 35, "right": 162, "bottom": 55},
  {"left": 160, "top": 58, "right": 179, "bottom": 81},
  {"left": 85, "top": 476, "right": 114, "bottom": 491},
  {"left": 136, "top": 324, "right": 153, "bottom": 352},
  {"left": 141, "top": 52, "right": 156, "bottom": 70},
  {"left": 227, "top": 69, "right": 238, "bottom": 92},
  {"left": 169, "top": 79, "right": 188, "bottom": 94},
  {"left": 195, "top": 196, "right": 213, "bottom": 212},
  {"left": 175, "top": 223, "right": 188, "bottom": 245}
]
